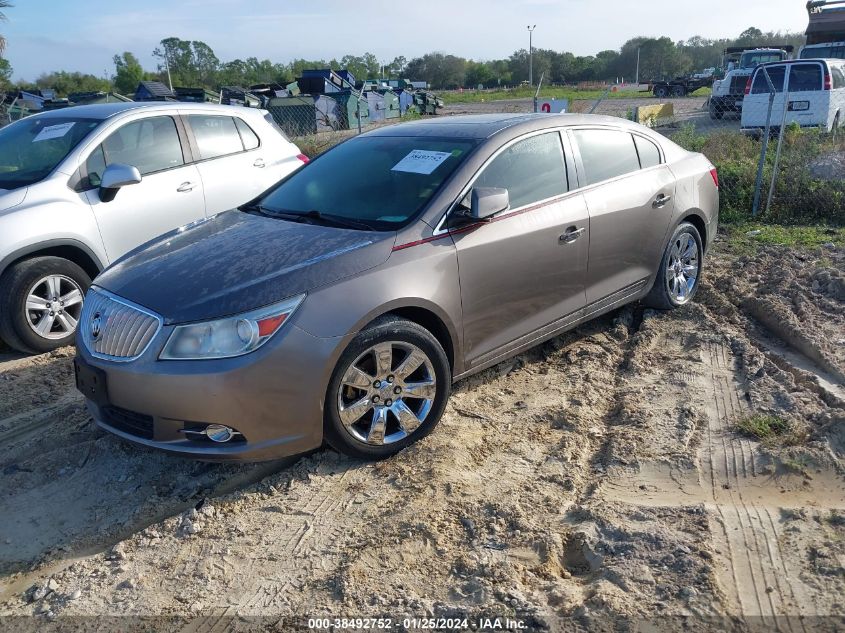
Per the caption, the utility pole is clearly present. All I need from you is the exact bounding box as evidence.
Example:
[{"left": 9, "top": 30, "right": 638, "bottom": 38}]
[
  {"left": 527, "top": 25, "right": 536, "bottom": 87},
  {"left": 635, "top": 47, "right": 641, "bottom": 85},
  {"left": 164, "top": 51, "right": 173, "bottom": 92}
]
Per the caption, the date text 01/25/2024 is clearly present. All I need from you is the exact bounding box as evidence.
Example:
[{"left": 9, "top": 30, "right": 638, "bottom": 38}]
[{"left": 307, "top": 617, "right": 529, "bottom": 630}]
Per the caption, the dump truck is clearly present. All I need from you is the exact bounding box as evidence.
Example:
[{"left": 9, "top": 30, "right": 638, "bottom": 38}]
[
  {"left": 800, "top": 0, "right": 845, "bottom": 59},
  {"left": 709, "top": 46, "right": 794, "bottom": 119}
]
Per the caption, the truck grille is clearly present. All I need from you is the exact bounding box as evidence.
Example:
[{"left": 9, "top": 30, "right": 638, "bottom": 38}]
[{"left": 80, "top": 288, "right": 162, "bottom": 361}]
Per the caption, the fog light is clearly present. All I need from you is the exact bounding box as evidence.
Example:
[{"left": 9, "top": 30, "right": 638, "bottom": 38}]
[{"left": 204, "top": 424, "right": 237, "bottom": 443}]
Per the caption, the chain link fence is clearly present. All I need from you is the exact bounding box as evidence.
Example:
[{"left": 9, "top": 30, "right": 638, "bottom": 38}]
[{"left": 423, "top": 74, "right": 845, "bottom": 227}]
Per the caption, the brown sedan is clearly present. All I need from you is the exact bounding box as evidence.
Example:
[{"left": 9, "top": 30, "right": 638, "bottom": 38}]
[{"left": 74, "top": 113, "right": 718, "bottom": 461}]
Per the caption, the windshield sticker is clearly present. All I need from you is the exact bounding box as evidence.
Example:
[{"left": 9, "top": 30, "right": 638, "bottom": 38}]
[
  {"left": 392, "top": 150, "right": 452, "bottom": 175},
  {"left": 32, "top": 122, "right": 75, "bottom": 143}
]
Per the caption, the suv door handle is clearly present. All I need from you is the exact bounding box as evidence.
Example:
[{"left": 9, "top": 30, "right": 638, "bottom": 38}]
[
  {"left": 176, "top": 182, "right": 196, "bottom": 193},
  {"left": 653, "top": 194, "right": 673, "bottom": 208},
  {"left": 253, "top": 158, "right": 265, "bottom": 168},
  {"left": 560, "top": 227, "right": 586, "bottom": 244}
]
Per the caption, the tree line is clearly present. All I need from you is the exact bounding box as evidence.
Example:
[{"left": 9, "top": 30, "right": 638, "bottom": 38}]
[{"left": 4, "top": 27, "right": 806, "bottom": 97}]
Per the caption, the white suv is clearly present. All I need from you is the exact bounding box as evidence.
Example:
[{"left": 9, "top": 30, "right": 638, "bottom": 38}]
[{"left": 0, "top": 102, "right": 307, "bottom": 353}]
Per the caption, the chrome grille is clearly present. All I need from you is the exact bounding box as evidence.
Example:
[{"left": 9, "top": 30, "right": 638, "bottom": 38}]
[{"left": 80, "top": 288, "right": 162, "bottom": 361}]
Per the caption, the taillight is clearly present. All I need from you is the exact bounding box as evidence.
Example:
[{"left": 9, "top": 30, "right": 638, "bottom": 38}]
[
  {"left": 710, "top": 168, "right": 719, "bottom": 189},
  {"left": 744, "top": 77, "right": 753, "bottom": 95},
  {"left": 297, "top": 154, "right": 310, "bottom": 164},
  {"left": 824, "top": 73, "right": 832, "bottom": 90}
]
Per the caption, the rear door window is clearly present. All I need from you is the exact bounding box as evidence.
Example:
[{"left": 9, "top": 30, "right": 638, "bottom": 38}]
[
  {"left": 573, "top": 129, "right": 641, "bottom": 186},
  {"left": 188, "top": 115, "right": 244, "bottom": 160},
  {"left": 752, "top": 65, "right": 786, "bottom": 94},
  {"left": 473, "top": 132, "right": 568, "bottom": 208},
  {"left": 788, "top": 63, "right": 823, "bottom": 92}
]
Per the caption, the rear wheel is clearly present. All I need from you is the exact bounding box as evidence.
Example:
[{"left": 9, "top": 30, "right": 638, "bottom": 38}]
[
  {"left": 709, "top": 99, "right": 724, "bottom": 120},
  {"left": 645, "top": 223, "right": 703, "bottom": 310},
  {"left": 653, "top": 86, "right": 669, "bottom": 99},
  {"left": 671, "top": 85, "right": 686, "bottom": 98},
  {"left": 0, "top": 257, "right": 90, "bottom": 354},
  {"left": 324, "top": 317, "right": 450, "bottom": 459}
]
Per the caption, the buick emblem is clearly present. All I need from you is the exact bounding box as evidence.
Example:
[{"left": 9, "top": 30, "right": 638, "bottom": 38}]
[{"left": 91, "top": 313, "right": 102, "bottom": 340}]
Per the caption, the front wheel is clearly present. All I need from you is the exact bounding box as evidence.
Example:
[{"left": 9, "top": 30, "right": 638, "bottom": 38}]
[
  {"left": 645, "top": 223, "right": 703, "bottom": 310},
  {"left": 324, "top": 317, "right": 451, "bottom": 459},
  {"left": 0, "top": 256, "right": 91, "bottom": 354}
]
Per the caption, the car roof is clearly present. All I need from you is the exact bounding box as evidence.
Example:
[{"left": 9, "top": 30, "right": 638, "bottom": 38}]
[
  {"left": 30, "top": 101, "right": 261, "bottom": 121},
  {"left": 757, "top": 58, "right": 844, "bottom": 66},
  {"left": 364, "top": 113, "right": 645, "bottom": 140}
]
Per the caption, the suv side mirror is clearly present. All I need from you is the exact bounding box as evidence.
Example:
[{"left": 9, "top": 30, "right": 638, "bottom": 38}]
[
  {"left": 99, "top": 163, "right": 142, "bottom": 203},
  {"left": 470, "top": 187, "right": 509, "bottom": 221}
]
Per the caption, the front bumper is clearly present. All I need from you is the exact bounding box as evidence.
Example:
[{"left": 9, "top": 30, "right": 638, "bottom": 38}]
[{"left": 76, "top": 323, "right": 345, "bottom": 462}]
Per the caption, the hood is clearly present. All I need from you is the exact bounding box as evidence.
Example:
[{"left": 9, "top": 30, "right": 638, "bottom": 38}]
[
  {"left": 95, "top": 210, "right": 395, "bottom": 324},
  {"left": 0, "top": 187, "right": 28, "bottom": 214}
]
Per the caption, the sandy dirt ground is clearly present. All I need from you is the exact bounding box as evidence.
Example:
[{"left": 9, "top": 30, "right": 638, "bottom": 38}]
[{"left": 0, "top": 237, "right": 843, "bottom": 632}]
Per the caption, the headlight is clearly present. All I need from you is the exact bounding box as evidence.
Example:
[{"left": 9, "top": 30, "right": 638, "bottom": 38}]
[{"left": 159, "top": 294, "right": 305, "bottom": 360}]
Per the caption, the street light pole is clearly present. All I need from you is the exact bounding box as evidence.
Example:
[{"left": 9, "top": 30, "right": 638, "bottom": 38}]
[
  {"left": 635, "top": 47, "right": 641, "bottom": 85},
  {"left": 527, "top": 25, "right": 536, "bottom": 87}
]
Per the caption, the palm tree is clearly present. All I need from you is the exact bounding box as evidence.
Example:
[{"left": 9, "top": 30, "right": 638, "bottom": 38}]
[{"left": 0, "top": 1, "right": 11, "bottom": 55}]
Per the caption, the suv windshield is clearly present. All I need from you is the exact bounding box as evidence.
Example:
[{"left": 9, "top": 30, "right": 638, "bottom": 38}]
[
  {"left": 801, "top": 44, "right": 845, "bottom": 59},
  {"left": 0, "top": 116, "right": 101, "bottom": 189},
  {"left": 251, "top": 135, "right": 478, "bottom": 230}
]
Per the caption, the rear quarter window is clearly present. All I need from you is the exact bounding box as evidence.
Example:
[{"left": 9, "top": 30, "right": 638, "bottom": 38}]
[
  {"left": 573, "top": 129, "right": 640, "bottom": 186},
  {"left": 634, "top": 135, "right": 661, "bottom": 169},
  {"left": 832, "top": 66, "right": 845, "bottom": 90}
]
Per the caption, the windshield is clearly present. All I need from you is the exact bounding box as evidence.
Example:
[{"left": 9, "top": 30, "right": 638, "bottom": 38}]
[
  {"left": 801, "top": 44, "right": 845, "bottom": 59},
  {"left": 0, "top": 116, "right": 101, "bottom": 189},
  {"left": 740, "top": 52, "right": 785, "bottom": 69},
  {"left": 252, "top": 135, "right": 478, "bottom": 230}
]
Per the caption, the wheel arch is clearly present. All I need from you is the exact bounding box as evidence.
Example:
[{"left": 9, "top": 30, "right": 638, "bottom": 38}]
[
  {"left": 352, "top": 301, "right": 460, "bottom": 375},
  {"left": 0, "top": 239, "right": 104, "bottom": 281},
  {"left": 678, "top": 212, "right": 708, "bottom": 252}
]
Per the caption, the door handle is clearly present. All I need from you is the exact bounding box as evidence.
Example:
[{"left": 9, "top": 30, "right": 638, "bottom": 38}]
[
  {"left": 653, "top": 194, "right": 673, "bottom": 208},
  {"left": 176, "top": 182, "right": 195, "bottom": 193},
  {"left": 253, "top": 158, "right": 265, "bottom": 168},
  {"left": 560, "top": 227, "right": 586, "bottom": 244}
]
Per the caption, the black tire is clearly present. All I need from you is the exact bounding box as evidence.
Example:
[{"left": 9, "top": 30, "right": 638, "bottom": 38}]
[
  {"left": 709, "top": 100, "right": 724, "bottom": 120},
  {"left": 324, "top": 316, "right": 451, "bottom": 460},
  {"left": 0, "top": 256, "right": 91, "bottom": 354},
  {"left": 644, "top": 222, "right": 704, "bottom": 311},
  {"left": 671, "top": 86, "right": 686, "bottom": 98},
  {"left": 653, "top": 86, "right": 669, "bottom": 99}
]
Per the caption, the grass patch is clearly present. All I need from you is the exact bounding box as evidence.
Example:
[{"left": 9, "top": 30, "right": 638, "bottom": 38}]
[
  {"left": 723, "top": 224, "right": 844, "bottom": 253},
  {"left": 736, "top": 414, "right": 808, "bottom": 446},
  {"left": 737, "top": 414, "right": 792, "bottom": 440},
  {"left": 441, "top": 86, "right": 656, "bottom": 105},
  {"left": 672, "top": 123, "right": 845, "bottom": 226}
]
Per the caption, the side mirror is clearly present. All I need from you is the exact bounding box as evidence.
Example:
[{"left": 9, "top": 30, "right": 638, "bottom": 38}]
[
  {"left": 470, "top": 187, "right": 509, "bottom": 221},
  {"left": 99, "top": 163, "right": 141, "bottom": 203}
]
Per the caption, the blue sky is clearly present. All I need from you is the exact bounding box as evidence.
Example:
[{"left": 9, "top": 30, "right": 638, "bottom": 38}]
[{"left": 4, "top": 0, "right": 809, "bottom": 81}]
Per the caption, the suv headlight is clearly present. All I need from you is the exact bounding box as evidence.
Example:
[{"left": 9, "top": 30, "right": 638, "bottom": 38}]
[{"left": 159, "top": 294, "right": 305, "bottom": 360}]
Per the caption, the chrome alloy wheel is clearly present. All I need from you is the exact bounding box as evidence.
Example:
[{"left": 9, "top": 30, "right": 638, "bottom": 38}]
[
  {"left": 24, "top": 275, "right": 84, "bottom": 340},
  {"left": 337, "top": 341, "right": 437, "bottom": 446},
  {"left": 665, "top": 231, "right": 700, "bottom": 305}
]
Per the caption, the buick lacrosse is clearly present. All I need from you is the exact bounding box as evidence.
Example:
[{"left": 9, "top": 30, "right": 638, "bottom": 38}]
[{"left": 74, "top": 113, "right": 718, "bottom": 461}]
